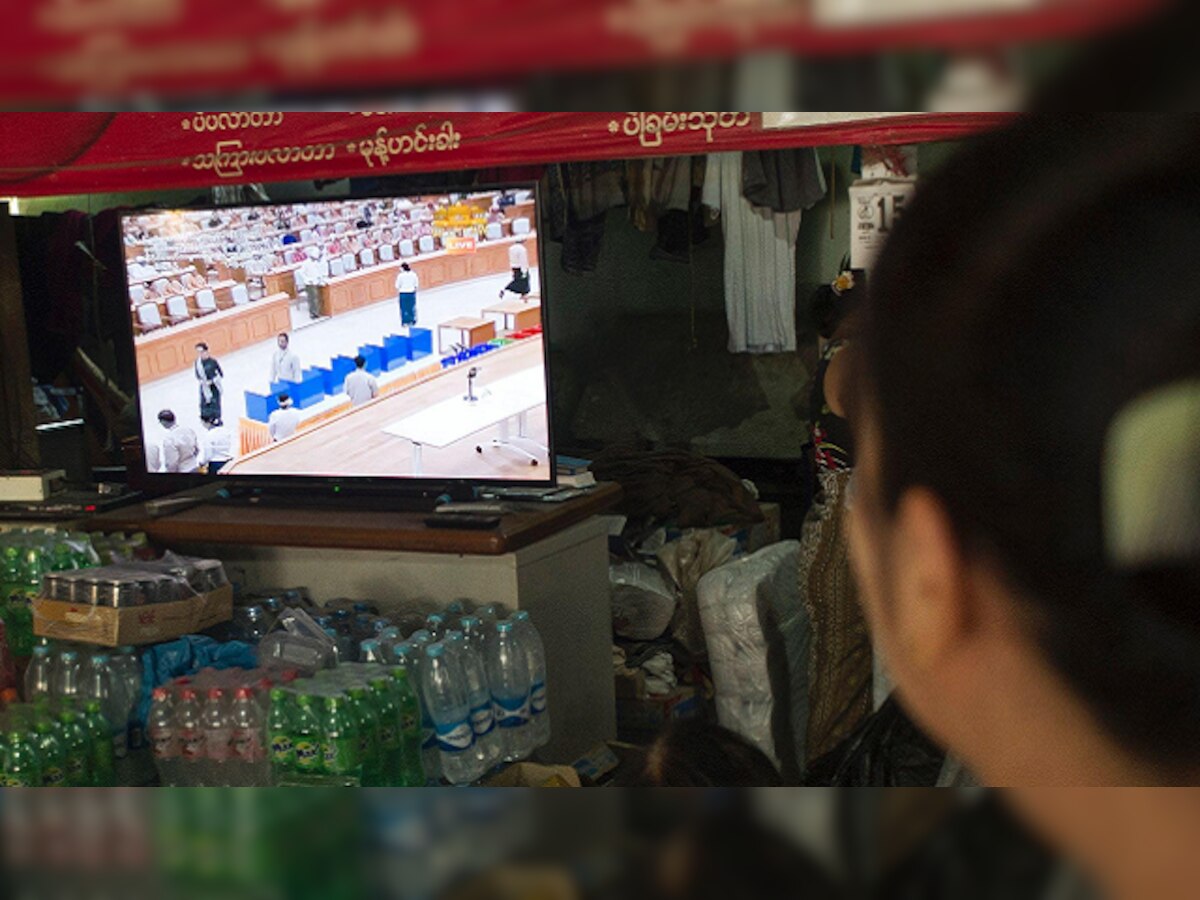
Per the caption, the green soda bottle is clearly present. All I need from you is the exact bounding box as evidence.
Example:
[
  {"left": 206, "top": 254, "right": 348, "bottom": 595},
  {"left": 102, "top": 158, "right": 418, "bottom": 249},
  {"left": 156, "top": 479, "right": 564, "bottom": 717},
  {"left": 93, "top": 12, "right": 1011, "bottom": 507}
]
[
  {"left": 389, "top": 667, "right": 425, "bottom": 787},
  {"left": 291, "top": 693, "right": 323, "bottom": 775},
  {"left": 321, "top": 695, "right": 361, "bottom": 779},
  {"left": 33, "top": 715, "right": 67, "bottom": 786},
  {"left": 58, "top": 707, "right": 92, "bottom": 787},
  {"left": 83, "top": 699, "right": 115, "bottom": 786},
  {"left": 1, "top": 728, "right": 42, "bottom": 787},
  {"left": 345, "top": 685, "right": 378, "bottom": 785},
  {"left": 267, "top": 688, "right": 296, "bottom": 780},
  {"left": 369, "top": 677, "right": 401, "bottom": 786}
]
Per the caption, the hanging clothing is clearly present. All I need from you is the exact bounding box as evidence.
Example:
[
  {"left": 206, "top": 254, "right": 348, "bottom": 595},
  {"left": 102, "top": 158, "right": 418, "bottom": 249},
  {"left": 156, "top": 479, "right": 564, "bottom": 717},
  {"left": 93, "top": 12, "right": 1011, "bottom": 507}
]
[
  {"left": 702, "top": 152, "right": 807, "bottom": 354},
  {"left": 742, "top": 148, "right": 827, "bottom": 214},
  {"left": 543, "top": 162, "right": 625, "bottom": 274}
]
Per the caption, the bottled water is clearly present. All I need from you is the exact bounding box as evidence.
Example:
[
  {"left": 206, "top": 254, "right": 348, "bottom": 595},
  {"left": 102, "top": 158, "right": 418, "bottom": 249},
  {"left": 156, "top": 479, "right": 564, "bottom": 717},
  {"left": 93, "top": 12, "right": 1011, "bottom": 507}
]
[
  {"left": 406, "top": 631, "right": 440, "bottom": 781},
  {"left": 51, "top": 649, "right": 83, "bottom": 704},
  {"left": 425, "top": 613, "right": 447, "bottom": 641},
  {"left": 175, "top": 687, "right": 205, "bottom": 786},
  {"left": 359, "top": 639, "right": 388, "bottom": 665},
  {"left": 510, "top": 611, "right": 550, "bottom": 749},
  {"left": 111, "top": 646, "right": 144, "bottom": 751},
  {"left": 485, "top": 621, "right": 534, "bottom": 763},
  {"left": 24, "top": 644, "right": 54, "bottom": 700},
  {"left": 230, "top": 686, "right": 268, "bottom": 786},
  {"left": 84, "top": 653, "right": 129, "bottom": 760},
  {"left": 445, "top": 630, "right": 501, "bottom": 771},
  {"left": 420, "top": 642, "right": 482, "bottom": 785},
  {"left": 201, "top": 687, "right": 233, "bottom": 786},
  {"left": 148, "top": 686, "right": 179, "bottom": 785}
]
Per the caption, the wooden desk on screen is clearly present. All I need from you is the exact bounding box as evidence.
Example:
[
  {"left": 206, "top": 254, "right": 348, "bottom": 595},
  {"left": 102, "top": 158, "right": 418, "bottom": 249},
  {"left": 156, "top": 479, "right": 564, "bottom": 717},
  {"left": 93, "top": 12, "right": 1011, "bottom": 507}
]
[
  {"left": 316, "top": 234, "right": 538, "bottom": 318},
  {"left": 263, "top": 264, "right": 300, "bottom": 298},
  {"left": 134, "top": 292, "right": 291, "bottom": 383},
  {"left": 91, "top": 482, "right": 620, "bottom": 762},
  {"left": 482, "top": 299, "right": 542, "bottom": 333}
]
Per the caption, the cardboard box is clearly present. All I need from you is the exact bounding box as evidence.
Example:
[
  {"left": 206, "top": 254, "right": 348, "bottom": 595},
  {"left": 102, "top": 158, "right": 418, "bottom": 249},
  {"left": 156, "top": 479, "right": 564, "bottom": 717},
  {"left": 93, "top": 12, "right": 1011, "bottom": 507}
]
[
  {"left": 33, "top": 584, "right": 233, "bottom": 647},
  {"left": 483, "top": 762, "right": 581, "bottom": 788}
]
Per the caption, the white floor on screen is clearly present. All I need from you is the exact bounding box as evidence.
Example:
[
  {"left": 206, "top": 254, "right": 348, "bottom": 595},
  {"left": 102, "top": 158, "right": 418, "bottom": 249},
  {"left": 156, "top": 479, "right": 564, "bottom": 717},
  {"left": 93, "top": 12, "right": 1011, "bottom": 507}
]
[{"left": 138, "top": 268, "right": 541, "bottom": 460}]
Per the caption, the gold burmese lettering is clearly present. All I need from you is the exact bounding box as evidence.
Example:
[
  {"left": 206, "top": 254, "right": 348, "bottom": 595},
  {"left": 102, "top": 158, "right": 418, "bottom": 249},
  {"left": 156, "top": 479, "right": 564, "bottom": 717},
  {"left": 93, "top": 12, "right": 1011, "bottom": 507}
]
[
  {"left": 39, "top": 31, "right": 250, "bottom": 90},
  {"left": 608, "top": 111, "right": 753, "bottom": 147},
  {"left": 36, "top": 0, "right": 183, "bottom": 34},
  {"left": 258, "top": 9, "right": 421, "bottom": 76},
  {"left": 347, "top": 121, "right": 462, "bottom": 169}
]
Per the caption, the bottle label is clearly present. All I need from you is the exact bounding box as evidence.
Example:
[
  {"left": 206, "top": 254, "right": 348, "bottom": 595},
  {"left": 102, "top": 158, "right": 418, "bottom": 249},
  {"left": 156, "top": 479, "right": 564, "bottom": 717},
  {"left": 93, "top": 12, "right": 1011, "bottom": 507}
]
[
  {"left": 435, "top": 720, "right": 473, "bottom": 753},
  {"left": 151, "top": 731, "right": 178, "bottom": 760},
  {"left": 493, "top": 695, "right": 530, "bottom": 729},
  {"left": 470, "top": 702, "right": 495, "bottom": 737},
  {"left": 421, "top": 727, "right": 436, "bottom": 750},
  {"left": 270, "top": 733, "right": 295, "bottom": 764},
  {"left": 379, "top": 723, "right": 399, "bottom": 749},
  {"left": 41, "top": 765, "right": 66, "bottom": 787},
  {"left": 180, "top": 730, "right": 204, "bottom": 761},
  {"left": 205, "top": 729, "right": 232, "bottom": 762},
  {"left": 67, "top": 756, "right": 88, "bottom": 782},
  {"left": 232, "top": 728, "right": 263, "bottom": 762},
  {"left": 323, "top": 736, "right": 358, "bottom": 774},
  {"left": 294, "top": 738, "right": 320, "bottom": 770},
  {"left": 531, "top": 681, "right": 547, "bottom": 715},
  {"left": 0, "top": 772, "right": 35, "bottom": 787}
]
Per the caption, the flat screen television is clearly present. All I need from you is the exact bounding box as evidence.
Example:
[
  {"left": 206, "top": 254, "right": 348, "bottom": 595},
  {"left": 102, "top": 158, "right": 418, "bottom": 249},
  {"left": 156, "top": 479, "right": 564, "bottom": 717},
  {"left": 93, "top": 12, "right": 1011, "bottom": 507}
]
[{"left": 120, "top": 184, "right": 552, "bottom": 491}]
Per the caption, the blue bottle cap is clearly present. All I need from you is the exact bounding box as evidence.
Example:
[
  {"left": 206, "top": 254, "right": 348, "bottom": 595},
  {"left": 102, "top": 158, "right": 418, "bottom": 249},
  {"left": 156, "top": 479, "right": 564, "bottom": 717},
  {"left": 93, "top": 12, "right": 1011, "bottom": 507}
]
[
  {"left": 496, "top": 621, "right": 514, "bottom": 634},
  {"left": 426, "top": 642, "right": 445, "bottom": 659},
  {"left": 511, "top": 610, "right": 531, "bottom": 623}
]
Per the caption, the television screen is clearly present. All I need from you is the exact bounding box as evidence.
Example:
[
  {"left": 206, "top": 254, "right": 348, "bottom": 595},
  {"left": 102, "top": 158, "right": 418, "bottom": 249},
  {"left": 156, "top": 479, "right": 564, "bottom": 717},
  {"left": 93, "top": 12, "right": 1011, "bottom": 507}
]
[{"left": 121, "top": 186, "right": 551, "bottom": 485}]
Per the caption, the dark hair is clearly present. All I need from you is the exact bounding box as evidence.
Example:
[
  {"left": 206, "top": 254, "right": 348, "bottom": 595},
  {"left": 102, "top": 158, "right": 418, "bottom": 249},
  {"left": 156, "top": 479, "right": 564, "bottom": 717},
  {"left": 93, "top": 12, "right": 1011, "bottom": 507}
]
[
  {"left": 354, "top": 355, "right": 366, "bottom": 368},
  {"left": 628, "top": 720, "right": 782, "bottom": 787},
  {"left": 810, "top": 272, "right": 864, "bottom": 341},
  {"left": 278, "top": 332, "right": 288, "bottom": 342},
  {"left": 157, "top": 410, "right": 175, "bottom": 424},
  {"left": 276, "top": 392, "right": 290, "bottom": 404},
  {"left": 401, "top": 262, "right": 411, "bottom": 271},
  {"left": 863, "top": 114, "right": 1200, "bottom": 769},
  {"left": 195, "top": 342, "right": 208, "bottom": 351}
]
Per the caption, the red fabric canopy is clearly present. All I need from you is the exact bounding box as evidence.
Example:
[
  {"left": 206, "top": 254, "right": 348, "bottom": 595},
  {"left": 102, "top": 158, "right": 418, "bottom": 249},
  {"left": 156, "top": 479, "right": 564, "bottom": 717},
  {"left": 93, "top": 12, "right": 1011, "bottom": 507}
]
[{"left": 0, "top": 112, "right": 1014, "bottom": 197}]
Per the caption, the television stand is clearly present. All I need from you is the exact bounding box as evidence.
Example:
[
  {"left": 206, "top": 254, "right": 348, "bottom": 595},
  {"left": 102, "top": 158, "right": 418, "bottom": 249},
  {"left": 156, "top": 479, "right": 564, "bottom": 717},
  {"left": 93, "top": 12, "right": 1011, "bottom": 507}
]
[{"left": 210, "top": 482, "right": 474, "bottom": 514}]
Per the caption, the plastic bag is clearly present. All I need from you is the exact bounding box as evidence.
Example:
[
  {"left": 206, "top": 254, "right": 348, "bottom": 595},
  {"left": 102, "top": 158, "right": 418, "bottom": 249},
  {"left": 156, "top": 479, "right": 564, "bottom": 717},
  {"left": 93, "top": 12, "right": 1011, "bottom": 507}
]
[
  {"left": 610, "top": 562, "right": 677, "bottom": 641},
  {"left": 801, "top": 695, "right": 944, "bottom": 787},
  {"left": 137, "top": 634, "right": 257, "bottom": 724},
  {"left": 657, "top": 529, "right": 737, "bottom": 657}
]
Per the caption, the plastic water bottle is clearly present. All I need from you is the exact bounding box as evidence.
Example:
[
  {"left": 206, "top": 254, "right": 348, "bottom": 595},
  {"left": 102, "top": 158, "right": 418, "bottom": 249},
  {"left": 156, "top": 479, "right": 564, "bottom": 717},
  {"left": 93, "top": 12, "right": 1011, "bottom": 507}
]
[
  {"left": 148, "top": 687, "right": 179, "bottom": 785},
  {"left": 445, "top": 630, "right": 501, "bottom": 771},
  {"left": 24, "top": 644, "right": 54, "bottom": 700},
  {"left": 111, "top": 647, "right": 144, "bottom": 751},
  {"left": 84, "top": 653, "right": 128, "bottom": 760},
  {"left": 58, "top": 706, "right": 91, "bottom": 787},
  {"left": 406, "top": 632, "right": 440, "bottom": 781},
  {"left": 359, "top": 639, "right": 388, "bottom": 665},
  {"left": 510, "top": 611, "right": 551, "bottom": 749},
  {"left": 486, "top": 621, "right": 534, "bottom": 763},
  {"left": 230, "top": 686, "right": 268, "bottom": 786},
  {"left": 267, "top": 688, "right": 295, "bottom": 782},
  {"left": 51, "top": 649, "right": 82, "bottom": 704},
  {"left": 32, "top": 715, "right": 67, "bottom": 786},
  {"left": 388, "top": 666, "right": 425, "bottom": 787},
  {"left": 175, "top": 687, "right": 204, "bottom": 786},
  {"left": 82, "top": 699, "right": 115, "bottom": 786},
  {"left": 425, "top": 613, "right": 447, "bottom": 640},
  {"left": 420, "top": 642, "right": 481, "bottom": 785},
  {"left": 201, "top": 687, "right": 233, "bottom": 786}
]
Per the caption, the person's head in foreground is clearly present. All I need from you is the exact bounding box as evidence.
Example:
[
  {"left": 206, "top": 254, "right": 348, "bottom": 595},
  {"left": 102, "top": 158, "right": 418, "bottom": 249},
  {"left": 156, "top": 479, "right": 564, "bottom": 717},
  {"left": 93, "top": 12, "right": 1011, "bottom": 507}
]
[
  {"left": 195, "top": 342, "right": 209, "bottom": 360},
  {"left": 630, "top": 720, "right": 782, "bottom": 787},
  {"left": 156, "top": 410, "right": 176, "bottom": 429},
  {"left": 277, "top": 333, "right": 289, "bottom": 350},
  {"left": 276, "top": 393, "right": 292, "bottom": 408},
  {"left": 850, "top": 113, "right": 1200, "bottom": 893},
  {"left": 354, "top": 355, "right": 366, "bottom": 369}
]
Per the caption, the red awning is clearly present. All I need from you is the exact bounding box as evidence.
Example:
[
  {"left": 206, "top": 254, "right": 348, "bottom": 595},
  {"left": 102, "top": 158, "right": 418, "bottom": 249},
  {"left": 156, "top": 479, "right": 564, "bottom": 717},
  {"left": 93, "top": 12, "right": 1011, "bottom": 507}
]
[{"left": 0, "top": 112, "right": 1015, "bottom": 198}]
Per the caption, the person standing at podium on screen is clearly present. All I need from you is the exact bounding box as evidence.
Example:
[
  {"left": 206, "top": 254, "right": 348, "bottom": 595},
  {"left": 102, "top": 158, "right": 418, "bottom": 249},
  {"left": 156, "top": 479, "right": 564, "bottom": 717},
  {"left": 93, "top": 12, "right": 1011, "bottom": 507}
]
[
  {"left": 500, "top": 239, "right": 531, "bottom": 300},
  {"left": 199, "top": 416, "right": 234, "bottom": 474},
  {"left": 270, "top": 333, "right": 302, "bottom": 384},
  {"left": 157, "top": 410, "right": 200, "bottom": 474},
  {"left": 343, "top": 356, "right": 379, "bottom": 407},
  {"left": 395, "top": 262, "right": 419, "bottom": 327},
  {"left": 268, "top": 393, "right": 302, "bottom": 442}
]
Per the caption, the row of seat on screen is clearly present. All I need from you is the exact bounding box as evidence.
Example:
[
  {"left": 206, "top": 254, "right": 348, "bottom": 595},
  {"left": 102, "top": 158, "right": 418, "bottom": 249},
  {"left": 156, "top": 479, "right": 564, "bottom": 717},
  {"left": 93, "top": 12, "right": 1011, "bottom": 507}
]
[
  {"left": 132, "top": 282, "right": 251, "bottom": 334},
  {"left": 294, "top": 218, "right": 531, "bottom": 283}
]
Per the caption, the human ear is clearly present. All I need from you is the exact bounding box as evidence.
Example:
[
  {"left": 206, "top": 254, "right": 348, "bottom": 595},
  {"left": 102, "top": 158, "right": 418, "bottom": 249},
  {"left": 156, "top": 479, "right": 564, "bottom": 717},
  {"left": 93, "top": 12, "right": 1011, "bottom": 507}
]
[{"left": 889, "top": 487, "right": 973, "bottom": 676}]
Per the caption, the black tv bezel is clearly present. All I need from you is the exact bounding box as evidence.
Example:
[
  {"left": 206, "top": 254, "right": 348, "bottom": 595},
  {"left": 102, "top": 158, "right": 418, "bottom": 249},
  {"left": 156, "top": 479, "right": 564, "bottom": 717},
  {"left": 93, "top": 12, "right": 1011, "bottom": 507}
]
[{"left": 119, "top": 178, "right": 556, "bottom": 496}]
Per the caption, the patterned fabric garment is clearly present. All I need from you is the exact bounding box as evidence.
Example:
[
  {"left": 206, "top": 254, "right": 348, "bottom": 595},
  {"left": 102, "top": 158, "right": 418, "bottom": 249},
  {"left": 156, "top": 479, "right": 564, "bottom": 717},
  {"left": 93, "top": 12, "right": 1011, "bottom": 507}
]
[
  {"left": 798, "top": 467, "right": 873, "bottom": 763},
  {"left": 810, "top": 340, "right": 855, "bottom": 472}
]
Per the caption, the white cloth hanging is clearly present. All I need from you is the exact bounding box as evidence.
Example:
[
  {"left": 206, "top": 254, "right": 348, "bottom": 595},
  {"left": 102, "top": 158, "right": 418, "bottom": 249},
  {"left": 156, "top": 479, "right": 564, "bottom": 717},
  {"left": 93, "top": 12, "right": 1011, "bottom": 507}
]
[{"left": 702, "top": 152, "right": 805, "bottom": 354}]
